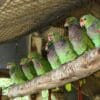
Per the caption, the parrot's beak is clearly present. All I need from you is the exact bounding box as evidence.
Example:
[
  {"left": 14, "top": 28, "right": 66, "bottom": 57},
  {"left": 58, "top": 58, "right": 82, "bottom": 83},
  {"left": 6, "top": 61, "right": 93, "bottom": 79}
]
[
  {"left": 80, "top": 19, "right": 84, "bottom": 27},
  {"left": 48, "top": 34, "right": 53, "bottom": 41},
  {"left": 80, "top": 22, "right": 84, "bottom": 27},
  {"left": 64, "top": 21, "right": 69, "bottom": 27}
]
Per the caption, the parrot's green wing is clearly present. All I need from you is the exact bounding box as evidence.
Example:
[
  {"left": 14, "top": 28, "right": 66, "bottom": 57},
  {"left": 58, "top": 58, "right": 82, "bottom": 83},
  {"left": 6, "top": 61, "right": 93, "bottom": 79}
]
[
  {"left": 82, "top": 28, "right": 94, "bottom": 49},
  {"left": 10, "top": 66, "right": 27, "bottom": 84},
  {"left": 33, "top": 59, "right": 45, "bottom": 76},
  {"left": 88, "top": 20, "right": 100, "bottom": 47},
  {"left": 47, "top": 46, "right": 61, "bottom": 70},
  {"left": 28, "top": 61, "right": 37, "bottom": 76},
  {"left": 96, "top": 20, "right": 100, "bottom": 30},
  {"left": 54, "top": 40, "right": 77, "bottom": 64},
  {"left": 40, "top": 57, "right": 52, "bottom": 72},
  {"left": 20, "top": 58, "right": 37, "bottom": 80},
  {"left": 94, "top": 20, "right": 100, "bottom": 47}
]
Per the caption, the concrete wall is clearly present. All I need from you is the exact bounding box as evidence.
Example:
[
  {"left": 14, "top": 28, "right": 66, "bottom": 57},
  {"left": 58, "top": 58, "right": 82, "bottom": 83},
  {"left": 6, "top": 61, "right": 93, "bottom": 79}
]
[{"left": 0, "top": 36, "right": 28, "bottom": 69}]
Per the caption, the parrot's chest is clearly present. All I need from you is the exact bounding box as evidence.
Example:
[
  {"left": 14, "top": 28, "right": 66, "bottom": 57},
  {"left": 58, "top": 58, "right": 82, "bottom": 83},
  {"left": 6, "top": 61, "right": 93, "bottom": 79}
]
[
  {"left": 69, "top": 25, "right": 82, "bottom": 41},
  {"left": 47, "top": 46, "right": 60, "bottom": 69},
  {"left": 54, "top": 40, "right": 69, "bottom": 53},
  {"left": 48, "top": 47, "right": 58, "bottom": 62},
  {"left": 87, "top": 23, "right": 99, "bottom": 38},
  {"left": 33, "top": 59, "right": 42, "bottom": 69}
]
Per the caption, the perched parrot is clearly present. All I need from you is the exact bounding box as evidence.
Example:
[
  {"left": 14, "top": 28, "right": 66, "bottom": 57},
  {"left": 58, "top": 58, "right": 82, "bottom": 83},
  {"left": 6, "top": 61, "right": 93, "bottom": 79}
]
[
  {"left": 80, "top": 14, "right": 100, "bottom": 47},
  {"left": 28, "top": 51, "right": 56, "bottom": 100},
  {"left": 7, "top": 63, "right": 31, "bottom": 100},
  {"left": 51, "top": 32, "right": 77, "bottom": 64},
  {"left": 64, "top": 16, "right": 94, "bottom": 55},
  {"left": 20, "top": 58, "right": 37, "bottom": 80},
  {"left": 30, "top": 31, "right": 57, "bottom": 100},
  {"left": 64, "top": 16, "right": 95, "bottom": 100},
  {"left": 28, "top": 52, "right": 45, "bottom": 75},
  {"left": 7, "top": 62, "right": 27, "bottom": 84},
  {"left": 47, "top": 31, "right": 77, "bottom": 93},
  {"left": 46, "top": 34, "right": 61, "bottom": 70}
]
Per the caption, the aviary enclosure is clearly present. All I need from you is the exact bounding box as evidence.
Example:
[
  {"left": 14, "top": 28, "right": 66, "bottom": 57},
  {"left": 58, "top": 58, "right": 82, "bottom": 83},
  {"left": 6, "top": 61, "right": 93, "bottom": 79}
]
[{"left": 0, "top": 0, "right": 100, "bottom": 100}]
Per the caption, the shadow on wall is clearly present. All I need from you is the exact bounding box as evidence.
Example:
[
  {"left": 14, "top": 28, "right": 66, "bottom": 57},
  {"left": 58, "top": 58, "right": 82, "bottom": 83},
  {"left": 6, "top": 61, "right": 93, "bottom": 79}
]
[{"left": 0, "top": 36, "right": 28, "bottom": 69}]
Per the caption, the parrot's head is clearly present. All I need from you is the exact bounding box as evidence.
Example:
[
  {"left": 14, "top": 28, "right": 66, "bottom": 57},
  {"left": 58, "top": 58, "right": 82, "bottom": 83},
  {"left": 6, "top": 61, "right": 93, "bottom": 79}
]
[
  {"left": 28, "top": 52, "right": 40, "bottom": 60},
  {"left": 7, "top": 62, "right": 16, "bottom": 69},
  {"left": 47, "top": 32, "right": 54, "bottom": 42},
  {"left": 20, "top": 58, "right": 29, "bottom": 65},
  {"left": 64, "top": 17, "right": 78, "bottom": 27},
  {"left": 48, "top": 32, "right": 61, "bottom": 42},
  {"left": 28, "top": 52, "right": 34, "bottom": 60},
  {"left": 80, "top": 14, "right": 96, "bottom": 28}
]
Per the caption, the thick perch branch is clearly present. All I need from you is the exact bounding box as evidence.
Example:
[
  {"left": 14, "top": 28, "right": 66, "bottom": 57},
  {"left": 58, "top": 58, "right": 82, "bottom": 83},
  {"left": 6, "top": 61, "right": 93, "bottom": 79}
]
[{"left": 8, "top": 48, "right": 100, "bottom": 98}]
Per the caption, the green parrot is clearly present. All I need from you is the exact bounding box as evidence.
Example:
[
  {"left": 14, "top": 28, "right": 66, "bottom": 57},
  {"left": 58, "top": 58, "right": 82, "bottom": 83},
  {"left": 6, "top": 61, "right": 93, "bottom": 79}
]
[
  {"left": 20, "top": 58, "right": 37, "bottom": 80},
  {"left": 64, "top": 16, "right": 95, "bottom": 100},
  {"left": 53, "top": 32, "right": 77, "bottom": 64},
  {"left": 28, "top": 51, "right": 56, "bottom": 100},
  {"left": 46, "top": 34, "right": 61, "bottom": 70},
  {"left": 7, "top": 63, "right": 31, "bottom": 100},
  {"left": 7, "top": 62, "right": 27, "bottom": 84},
  {"left": 46, "top": 40, "right": 61, "bottom": 92},
  {"left": 80, "top": 14, "right": 100, "bottom": 47},
  {"left": 64, "top": 16, "right": 94, "bottom": 55},
  {"left": 28, "top": 52, "right": 45, "bottom": 75},
  {"left": 47, "top": 31, "right": 77, "bottom": 92}
]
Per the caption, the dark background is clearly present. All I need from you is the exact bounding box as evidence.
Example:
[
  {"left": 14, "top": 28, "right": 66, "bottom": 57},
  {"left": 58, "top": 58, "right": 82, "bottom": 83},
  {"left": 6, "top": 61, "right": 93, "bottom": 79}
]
[{"left": 0, "top": 36, "right": 28, "bottom": 69}]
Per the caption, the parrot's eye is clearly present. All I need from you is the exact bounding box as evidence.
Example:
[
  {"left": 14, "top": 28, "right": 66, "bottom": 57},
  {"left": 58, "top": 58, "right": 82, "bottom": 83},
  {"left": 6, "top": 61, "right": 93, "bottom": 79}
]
[{"left": 84, "top": 18, "right": 86, "bottom": 20}]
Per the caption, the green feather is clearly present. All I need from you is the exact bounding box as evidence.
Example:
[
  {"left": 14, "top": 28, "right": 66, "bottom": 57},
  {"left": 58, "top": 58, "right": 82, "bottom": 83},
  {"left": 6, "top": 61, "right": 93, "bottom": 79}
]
[
  {"left": 54, "top": 40, "right": 77, "bottom": 64},
  {"left": 7, "top": 63, "right": 27, "bottom": 84},
  {"left": 65, "top": 17, "right": 94, "bottom": 55},
  {"left": 20, "top": 58, "right": 37, "bottom": 80},
  {"left": 80, "top": 14, "right": 100, "bottom": 47},
  {"left": 47, "top": 46, "right": 61, "bottom": 70},
  {"left": 28, "top": 52, "right": 53, "bottom": 100}
]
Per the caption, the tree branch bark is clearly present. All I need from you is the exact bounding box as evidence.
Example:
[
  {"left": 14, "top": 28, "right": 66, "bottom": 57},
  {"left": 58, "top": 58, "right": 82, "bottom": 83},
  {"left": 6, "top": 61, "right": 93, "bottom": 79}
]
[{"left": 8, "top": 48, "right": 100, "bottom": 98}]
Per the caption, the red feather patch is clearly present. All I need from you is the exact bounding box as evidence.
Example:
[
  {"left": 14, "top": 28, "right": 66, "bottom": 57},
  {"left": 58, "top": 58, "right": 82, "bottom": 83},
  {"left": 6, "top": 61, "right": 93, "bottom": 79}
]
[{"left": 96, "top": 30, "right": 100, "bottom": 33}]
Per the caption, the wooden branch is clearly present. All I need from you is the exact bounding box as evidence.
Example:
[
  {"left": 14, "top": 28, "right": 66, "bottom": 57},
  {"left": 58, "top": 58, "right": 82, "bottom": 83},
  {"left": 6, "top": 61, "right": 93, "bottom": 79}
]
[
  {"left": 0, "top": 69, "right": 9, "bottom": 78},
  {"left": 8, "top": 48, "right": 100, "bottom": 98}
]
